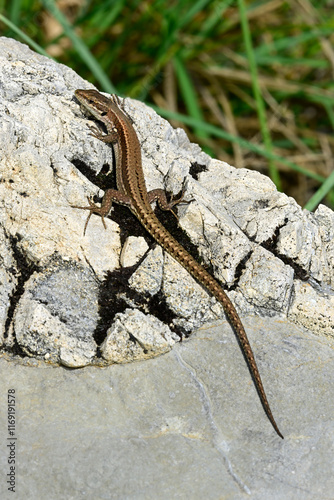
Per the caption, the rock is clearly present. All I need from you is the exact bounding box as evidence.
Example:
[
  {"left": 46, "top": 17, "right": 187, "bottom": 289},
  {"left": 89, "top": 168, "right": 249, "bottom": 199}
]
[{"left": 0, "top": 37, "right": 333, "bottom": 369}]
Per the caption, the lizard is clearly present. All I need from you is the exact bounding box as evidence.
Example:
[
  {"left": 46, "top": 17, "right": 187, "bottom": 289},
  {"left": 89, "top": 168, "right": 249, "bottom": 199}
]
[{"left": 72, "top": 88, "right": 284, "bottom": 439}]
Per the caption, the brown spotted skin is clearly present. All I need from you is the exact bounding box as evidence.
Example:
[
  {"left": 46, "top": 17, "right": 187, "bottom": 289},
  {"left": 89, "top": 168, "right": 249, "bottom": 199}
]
[{"left": 74, "top": 89, "right": 283, "bottom": 439}]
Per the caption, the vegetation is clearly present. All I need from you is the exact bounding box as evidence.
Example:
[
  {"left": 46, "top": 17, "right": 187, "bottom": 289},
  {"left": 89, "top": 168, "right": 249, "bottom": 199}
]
[{"left": 1, "top": 0, "right": 334, "bottom": 210}]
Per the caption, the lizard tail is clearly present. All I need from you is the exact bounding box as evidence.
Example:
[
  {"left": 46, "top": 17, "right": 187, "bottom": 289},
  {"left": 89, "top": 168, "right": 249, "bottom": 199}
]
[{"left": 141, "top": 211, "right": 284, "bottom": 438}]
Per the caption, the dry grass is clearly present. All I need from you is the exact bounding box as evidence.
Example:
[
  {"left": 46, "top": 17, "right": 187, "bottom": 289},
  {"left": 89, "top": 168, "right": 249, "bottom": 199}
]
[{"left": 1, "top": 0, "right": 333, "bottom": 209}]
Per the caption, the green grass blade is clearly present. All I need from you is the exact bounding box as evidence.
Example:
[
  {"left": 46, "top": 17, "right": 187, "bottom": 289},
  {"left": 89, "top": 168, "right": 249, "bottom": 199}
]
[
  {"left": 131, "top": 0, "right": 214, "bottom": 100},
  {"left": 150, "top": 105, "right": 325, "bottom": 183},
  {"left": 41, "top": 0, "right": 115, "bottom": 93},
  {"left": 173, "top": 54, "right": 209, "bottom": 140},
  {"left": 304, "top": 170, "right": 334, "bottom": 211},
  {"left": 238, "top": 0, "right": 281, "bottom": 190},
  {"left": 0, "top": 14, "right": 54, "bottom": 59}
]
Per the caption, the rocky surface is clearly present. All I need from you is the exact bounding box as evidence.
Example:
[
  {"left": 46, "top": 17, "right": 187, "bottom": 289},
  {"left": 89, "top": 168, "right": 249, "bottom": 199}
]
[
  {"left": 0, "top": 37, "right": 333, "bottom": 366},
  {"left": 0, "top": 37, "right": 333, "bottom": 498}
]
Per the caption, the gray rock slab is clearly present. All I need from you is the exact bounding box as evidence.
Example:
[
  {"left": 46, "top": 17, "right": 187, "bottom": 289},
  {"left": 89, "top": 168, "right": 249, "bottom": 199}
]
[{"left": 0, "top": 316, "right": 333, "bottom": 499}]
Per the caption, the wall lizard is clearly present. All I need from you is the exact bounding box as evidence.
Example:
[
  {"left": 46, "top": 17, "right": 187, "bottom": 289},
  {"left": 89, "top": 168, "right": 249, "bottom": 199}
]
[{"left": 73, "top": 89, "right": 283, "bottom": 439}]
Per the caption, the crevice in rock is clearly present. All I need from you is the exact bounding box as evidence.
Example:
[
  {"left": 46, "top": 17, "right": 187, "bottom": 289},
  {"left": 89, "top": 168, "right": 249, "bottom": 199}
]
[
  {"left": 260, "top": 218, "right": 288, "bottom": 251},
  {"left": 189, "top": 161, "right": 207, "bottom": 180},
  {"left": 229, "top": 250, "right": 253, "bottom": 291},
  {"left": 261, "top": 220, "right": 309, "bottom": 281},
  {"left": 3, "top": 234, "right": 37, "bottom": 357},
  {"left": 93, "top": 262, "right": 186, "bottom": 346}
]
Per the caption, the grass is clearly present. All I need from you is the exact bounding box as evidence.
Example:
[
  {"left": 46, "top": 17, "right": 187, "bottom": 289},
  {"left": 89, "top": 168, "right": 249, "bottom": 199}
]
[{"left": 1, "top": 0, "right": 334, "bottom": 211}]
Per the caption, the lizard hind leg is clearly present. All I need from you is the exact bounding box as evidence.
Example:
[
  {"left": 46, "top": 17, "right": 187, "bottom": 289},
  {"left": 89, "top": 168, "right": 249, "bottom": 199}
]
[
  {"left": 148, "top": 179, "right": 192, "bottom": 221},
  {"left": 147, "top": 188, "right": 180, "bottom": 220},
  {"left": 71, "top": 196, "right": 108, "bottom": 235},
  {"left": 71, "top": 189, "right": 131, "bottom": 235}
]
